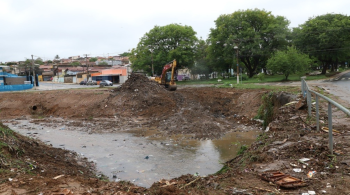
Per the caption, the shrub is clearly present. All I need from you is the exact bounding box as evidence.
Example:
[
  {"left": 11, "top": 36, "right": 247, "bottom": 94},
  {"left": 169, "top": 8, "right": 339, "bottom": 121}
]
[{"left": 257, "top": 73, "right": 265, "bottom": 81}]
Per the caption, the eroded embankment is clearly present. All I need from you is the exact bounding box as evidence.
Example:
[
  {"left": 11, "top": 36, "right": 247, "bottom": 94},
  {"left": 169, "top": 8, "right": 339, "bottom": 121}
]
[{"left": 0, "top": 76, "right": 269, "bottom": 139}]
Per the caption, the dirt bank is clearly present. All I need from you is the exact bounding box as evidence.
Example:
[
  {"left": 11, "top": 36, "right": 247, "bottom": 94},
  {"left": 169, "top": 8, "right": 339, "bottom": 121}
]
[
  {"left": 0, "top": 74, "right": 266, "bottom": 139},
  {"left": 1, "top": 74, "right": 350, "bottom": 194}
]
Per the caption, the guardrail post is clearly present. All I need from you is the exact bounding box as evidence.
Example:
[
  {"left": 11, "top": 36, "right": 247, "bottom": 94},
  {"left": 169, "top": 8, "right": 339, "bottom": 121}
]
[
  {"left": 316, "top": 95, "right": 319, "bottom": 131},
  {"left": 307, "top": 87, "right": 312, "bottom": 116},
  {"left": 328, "top": 102, "right": 333, "bottom": 155},
  {"left": 301, "top": 79, "right": 305, "bottom": 97}
]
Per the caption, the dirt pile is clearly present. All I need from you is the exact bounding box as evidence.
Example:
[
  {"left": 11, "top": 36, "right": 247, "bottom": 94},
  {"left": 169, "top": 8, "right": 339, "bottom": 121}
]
[
  {"left": 0, "top": 84, "right": 266, "bottom": 139},
  {"left": 219, "top": 95, "right": 350, "bottom": 194},
  {"left": 118, "top": 73, "right": 167, "bottom": 94}
]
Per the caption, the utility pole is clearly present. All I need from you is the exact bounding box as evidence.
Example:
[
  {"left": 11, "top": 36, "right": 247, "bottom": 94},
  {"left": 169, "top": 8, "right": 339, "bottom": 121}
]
[
  {"left": 84, "top": 54, "right": 89, "bottom": 81},
  {"left": 234, "top": 46, "right": 239, "bottom": 84},
  {"left": 31, "top": 55, "right": 36, "bottom": 90},
  {"left": 148, "top": 46, "right": 154, "bottom": 76}
]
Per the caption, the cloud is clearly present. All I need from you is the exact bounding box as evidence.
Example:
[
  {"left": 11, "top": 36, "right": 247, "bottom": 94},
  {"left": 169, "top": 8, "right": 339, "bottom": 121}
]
[{"left": 1, "top": 0, "right": 350, "bottom": 62}]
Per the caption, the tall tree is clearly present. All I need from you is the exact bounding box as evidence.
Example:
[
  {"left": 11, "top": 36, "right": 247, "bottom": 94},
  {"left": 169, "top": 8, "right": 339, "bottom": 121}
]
[
  {"left": 18, "top": 59, "right": 32, "bottom": 76},
  {"left": 54, "top": 55, "right": 60, "bottom": 63},
  {"left": 35, "top": 57, "right": 44, "bottom": 65},
  {"left": 208, "top": 9, "right": 290, "bottom": 77},
  {"left": 292, "top": 13, "right": 350, "bottom": 74},
  {"left": 191, "top": 39, "right": 212, "bottom": 78},
  {"left": 119, "top": 52, "right": 130, "bottom": 57},
  {"left": 70, "top": 61, "right": 80, "bottom": 67},
  {"left": 89, "top": 57, "right": 98, "bottom": 62},
  {"left": 129, "top": 23, "right": 198, "bottom": 75},
  {"left": 267, "top": 46, "right": 311, "bottom": 80}
]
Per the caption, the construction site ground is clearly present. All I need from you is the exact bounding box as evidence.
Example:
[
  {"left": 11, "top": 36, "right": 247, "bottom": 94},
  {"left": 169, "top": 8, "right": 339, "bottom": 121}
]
[{"left": 1, "top": 73, "right": 350, "bottom": 195}]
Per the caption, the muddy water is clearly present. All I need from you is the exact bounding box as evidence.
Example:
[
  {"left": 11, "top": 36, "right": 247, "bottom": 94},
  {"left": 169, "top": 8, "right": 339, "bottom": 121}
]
[{"left": 4, "top": 119, "right": 259, "bottom": 188}]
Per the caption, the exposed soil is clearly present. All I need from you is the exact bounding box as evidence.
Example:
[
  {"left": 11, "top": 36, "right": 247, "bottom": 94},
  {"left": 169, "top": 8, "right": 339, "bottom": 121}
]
[
  {"left": 1, "top": 73, "right": 350, "bottom": 194},
  {"left": 0, "top": 74, "right": 266, "bottom": 139}
]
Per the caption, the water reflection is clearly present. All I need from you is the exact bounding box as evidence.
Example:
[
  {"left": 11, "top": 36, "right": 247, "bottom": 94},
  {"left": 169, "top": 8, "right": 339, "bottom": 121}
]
[{"left": 4, "top": 119, "right": 259, "bottom": 188}]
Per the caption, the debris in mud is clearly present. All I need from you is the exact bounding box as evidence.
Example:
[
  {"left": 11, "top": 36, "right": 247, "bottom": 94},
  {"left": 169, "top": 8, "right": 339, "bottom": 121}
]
[
  {"left": 259, "top": 171, "right": 308, "bottom": 188},
  {"left": 307, "top": 171, "right": 316, "bottom": 178},
  {"left": 321, "top": 127, "right": 341, "bottom": 135}
]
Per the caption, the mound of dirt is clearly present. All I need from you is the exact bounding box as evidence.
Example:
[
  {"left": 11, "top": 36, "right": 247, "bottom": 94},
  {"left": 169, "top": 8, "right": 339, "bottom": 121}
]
[
  {"left": 118, "top": 73, "right": 167, "bottom": 94},
  {"left": 0, "top": 85, "right": 266, "bottom": 139}
]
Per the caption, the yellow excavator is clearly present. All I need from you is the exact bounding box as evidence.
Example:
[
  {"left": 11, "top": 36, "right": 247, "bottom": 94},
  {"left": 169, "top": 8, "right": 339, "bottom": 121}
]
[{"left": 153, "top": 59, "right": 177, "bottom": 91}]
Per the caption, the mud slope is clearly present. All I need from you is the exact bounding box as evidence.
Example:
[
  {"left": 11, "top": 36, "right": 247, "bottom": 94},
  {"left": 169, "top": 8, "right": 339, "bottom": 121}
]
[{"left": 0, "top": 74, "right": 265, "bottom": 139}]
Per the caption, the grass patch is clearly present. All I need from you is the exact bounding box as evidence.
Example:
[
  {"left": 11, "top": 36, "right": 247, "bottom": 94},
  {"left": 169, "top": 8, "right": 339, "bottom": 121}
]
[
  {"left": 237, "top": 145, "right": 248, "bottom": 155},
  {"left": 0, "top": 125, "right": 14, "bottom": 138},
  {"left": 177, "top": 73, "right": 328, "bottom": 86},
  {"left": 255, "top": 92, "right": 275, "bottom": 128},
  {"left": 215, "top": 164, "right": 230, "bottom": 174}
]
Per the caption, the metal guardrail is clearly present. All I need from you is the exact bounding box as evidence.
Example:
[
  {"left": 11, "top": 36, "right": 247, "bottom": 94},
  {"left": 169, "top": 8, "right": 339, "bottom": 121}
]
[{"left": 301, "top": 78, "right": 350, "bottom": 154}]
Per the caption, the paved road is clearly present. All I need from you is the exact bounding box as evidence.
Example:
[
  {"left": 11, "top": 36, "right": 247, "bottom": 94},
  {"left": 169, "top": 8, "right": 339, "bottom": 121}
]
[
  {"left": 33, "top": 82, "right": 119, "bottom": 91},
  {"left": 319, "top": 71, "right": 350, "bottom": 106},
  {"left": 333, "top": 71, "right": 350, "bottom": 81},
  {"left": 255, "top": 70, "right": 350, "bottom": 106}
]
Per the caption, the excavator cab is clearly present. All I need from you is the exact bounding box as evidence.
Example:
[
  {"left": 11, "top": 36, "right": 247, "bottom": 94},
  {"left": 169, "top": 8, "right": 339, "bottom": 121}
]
[
  {"left": 165, "top": 72, "right": 172, "bottom": 82},
  {"left": 165, "top": 72, "right": 177, "bottom": 91},
  {"left": 153, "top": 59, "right": 177, "bottom": 91}
]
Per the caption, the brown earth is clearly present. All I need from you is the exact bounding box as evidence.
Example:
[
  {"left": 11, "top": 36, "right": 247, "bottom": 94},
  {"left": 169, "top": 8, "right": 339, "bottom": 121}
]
[
  {"left": 0, "top": 73, "right": 266, "bottom": 139},
  {"left": 1, "top": 73, "right": 350, "bottom": 194}
]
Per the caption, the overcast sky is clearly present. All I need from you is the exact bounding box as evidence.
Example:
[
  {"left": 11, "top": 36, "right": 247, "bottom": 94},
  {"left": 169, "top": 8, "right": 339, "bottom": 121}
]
[{"left": 1, "top": 0, "right": 349, "bottom": 62}]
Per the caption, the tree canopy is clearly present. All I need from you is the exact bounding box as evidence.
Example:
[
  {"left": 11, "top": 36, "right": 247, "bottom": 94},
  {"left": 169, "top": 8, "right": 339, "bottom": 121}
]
[
  {"left": 35, "top": 57, "right": 44, "bottom": 65},
  {"left": 190, "top": 39, "right": 212, "bottom": 78},
  {"left": 208, "top": 9, "right": 291, "bottom": 77},
  {"left": 70, "top": 61, "right": 80, "bottom": 66},
  {"left": 129, "top": 23, "right": 198, "bottom": 75},
  {"left": 267, "top": 46, "right": 311, "bottom": 80},
  {"left": 292, "top": 13, "right": 350, "bottom": 74},
  {"left": 119, "top": 52, "right": 130, "bottom": 57},
  {"left": 89, "top": 57, "right": 98, "bottom": 62}
]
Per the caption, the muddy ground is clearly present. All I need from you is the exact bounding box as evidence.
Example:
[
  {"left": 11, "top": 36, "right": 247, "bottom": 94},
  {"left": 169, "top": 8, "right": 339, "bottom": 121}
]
[{"left": 1, "top": 73, "right": 350, "bottom": 194}]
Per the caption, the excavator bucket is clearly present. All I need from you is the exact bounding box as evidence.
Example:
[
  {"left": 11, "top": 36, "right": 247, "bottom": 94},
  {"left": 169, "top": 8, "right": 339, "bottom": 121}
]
[{"left": 168, "top": 85, "right": 177, "bottom": 91}]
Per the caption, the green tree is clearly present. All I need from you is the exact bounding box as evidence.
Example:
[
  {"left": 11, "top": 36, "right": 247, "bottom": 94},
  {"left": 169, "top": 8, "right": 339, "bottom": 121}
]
[
  {"left": 18, "top": 59, "right": 32, "bottom": 76},
  {"left": 6, "top": 62, "right": 17, "bottom": 65},
  {"left": 98, "top": 61, "right": 108, "bottom": 65},
  {"left": 208, "top": 9, "right": 290, "bottom": 78},
  {"left": 191, "top": 39, "right": 212, "bottom": 79},
  {"left": 129, "top": 23, "right": 198, "bottom": 75},
  {"left": 70, "top": 61, "right": 81, "bottom": 66},
  {"left": 267, "top": 46, "right": 311, "bottom": 80},
  {"left": 35, "top": 57, "right": 44, "bottom": 65},
  {"left": 292, "top": 13, "right": 350, "bottom": 74},
  {"left": 119, "top": 52, "right": 130, "bottom": 57},
  {"left": 89, "top": 57, "right": 98, "bottom": 62}
]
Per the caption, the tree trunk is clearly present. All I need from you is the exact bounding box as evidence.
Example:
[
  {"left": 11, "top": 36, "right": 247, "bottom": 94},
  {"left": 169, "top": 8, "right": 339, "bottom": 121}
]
[
  {"left": 335, "top": 58, "right": 339, "bottom": 71},
  {"left": 263, "top": 67, "right": 267, "bottom": 75},
  {"left": 331, "top": 63, "right": 335, "bottom": 72},
  {"left": 321, "top": 62, "right": 327, "bottom": 75},
  {"left": 241, "top": 57, "right": 255, "bottom": 78}
]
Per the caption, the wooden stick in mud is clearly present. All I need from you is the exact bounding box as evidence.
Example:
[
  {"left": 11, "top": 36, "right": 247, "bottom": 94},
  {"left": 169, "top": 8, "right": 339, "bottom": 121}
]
[{"left": 180, "top": 177, "right": 201, "bottom": 189}]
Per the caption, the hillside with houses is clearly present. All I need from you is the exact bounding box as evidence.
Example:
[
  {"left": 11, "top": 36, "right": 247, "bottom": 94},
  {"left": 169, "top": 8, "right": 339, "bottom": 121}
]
[{"left": 3, "top": 55, "right": 132, "bottom": 85}]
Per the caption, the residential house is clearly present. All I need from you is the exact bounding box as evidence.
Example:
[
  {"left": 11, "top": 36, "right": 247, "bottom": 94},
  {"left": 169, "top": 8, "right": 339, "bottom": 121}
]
[{"left": 0, "top": 66, "right": 33, "bottom": 92}]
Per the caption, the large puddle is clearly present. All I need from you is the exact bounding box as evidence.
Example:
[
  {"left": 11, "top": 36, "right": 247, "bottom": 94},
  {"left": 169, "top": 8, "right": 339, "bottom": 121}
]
[{"left": 4, "top": 119, "right": 260, "bottom": 187}]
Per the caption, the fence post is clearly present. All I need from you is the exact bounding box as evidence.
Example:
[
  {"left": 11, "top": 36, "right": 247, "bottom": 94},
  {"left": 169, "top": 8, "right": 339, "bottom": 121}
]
[
  {"left": 307, "top": 87, "right": 312, "bottom": 116},
  {"left": 301, "top": 79, "right": 305, "bottom": 97},
  {"left": 328, "top": 102, "right": 333, "bottom": 155},
  {"left": 316, "top": 95, "right": 319, "bottom": 131}
]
